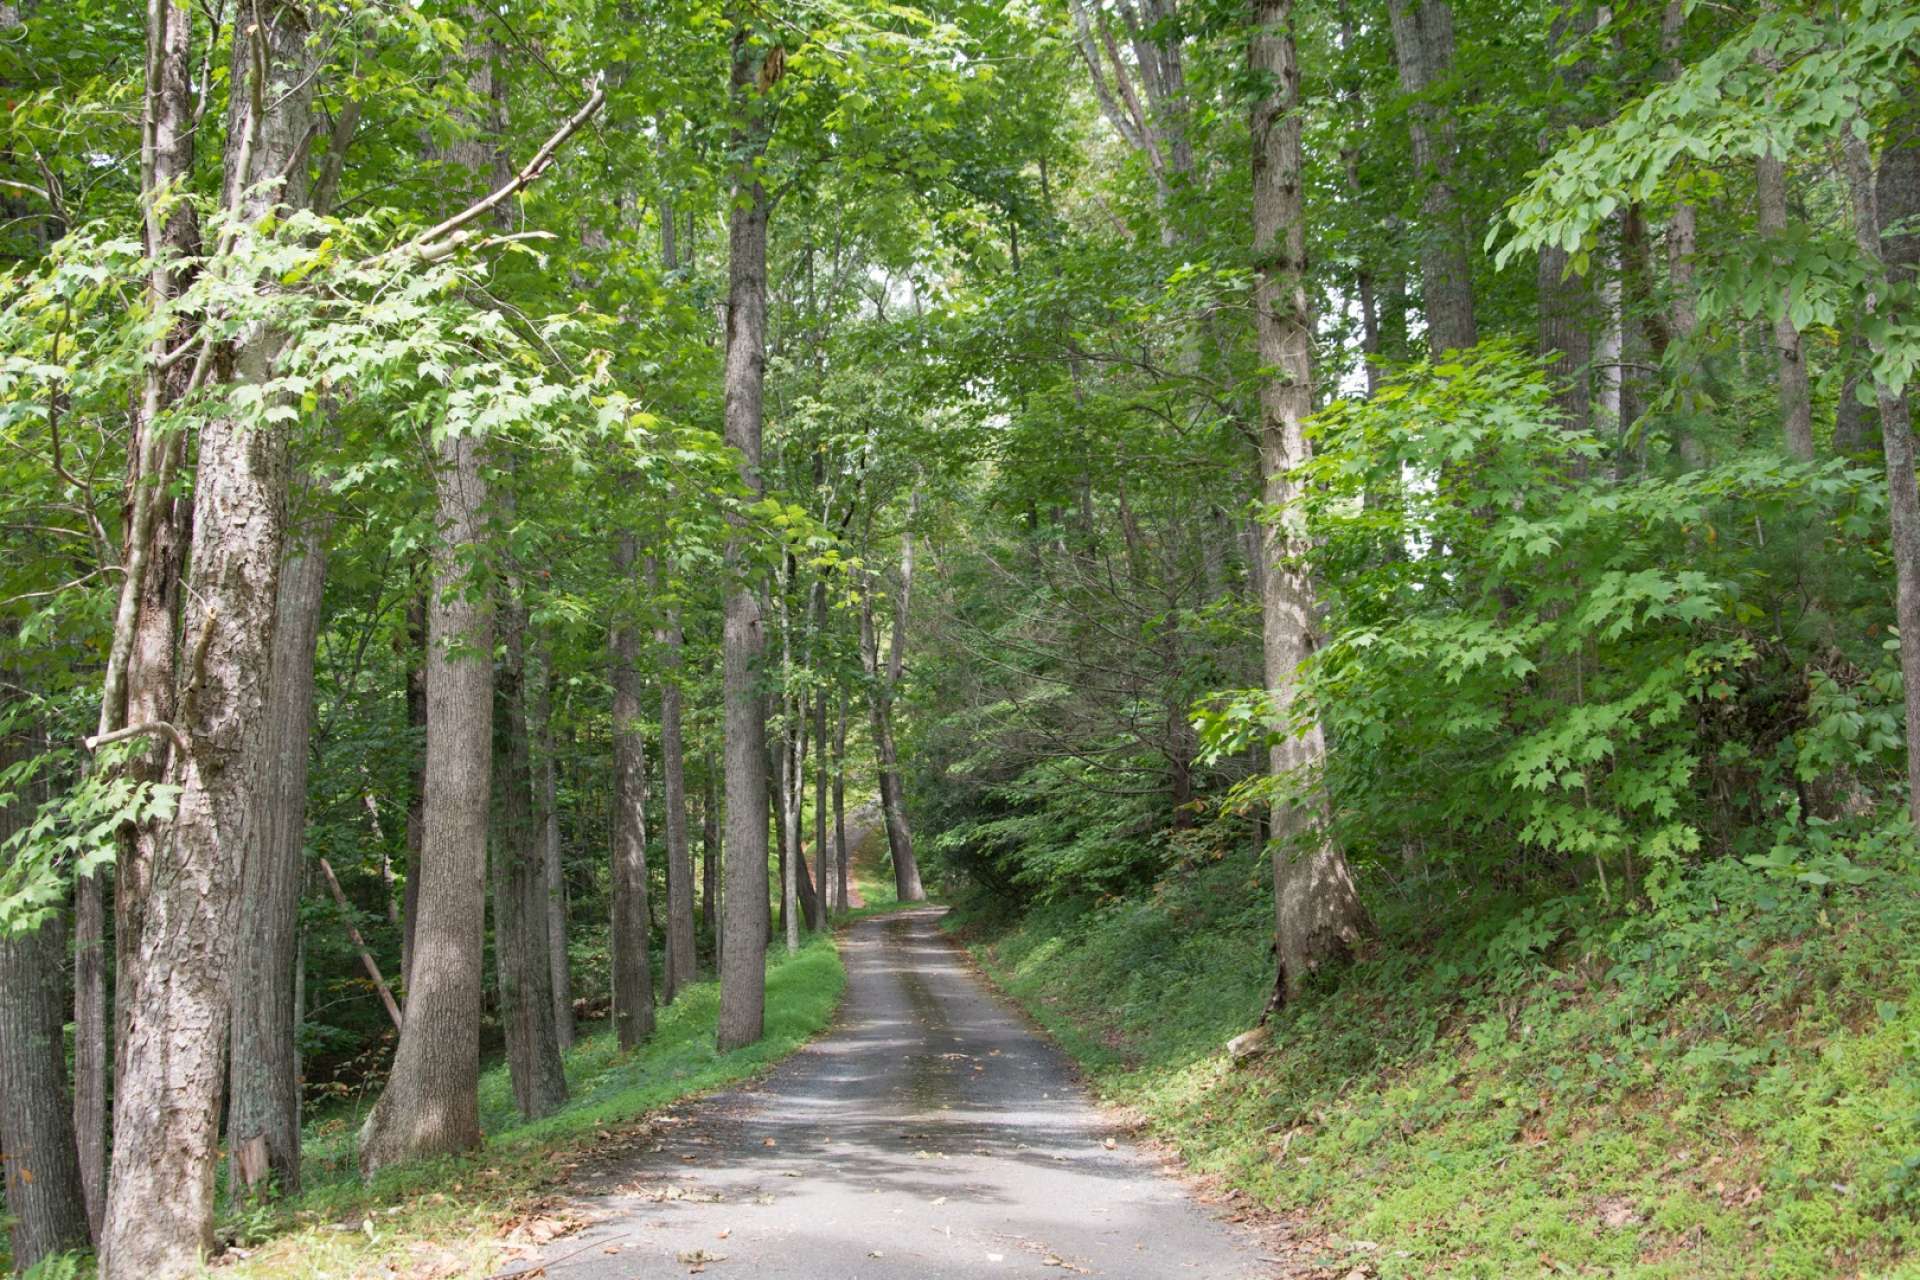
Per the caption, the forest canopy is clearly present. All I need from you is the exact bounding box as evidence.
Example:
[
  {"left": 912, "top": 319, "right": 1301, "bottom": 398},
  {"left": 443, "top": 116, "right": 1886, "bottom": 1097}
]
[{"left": 2, "top": 0, "right": 1919, "bottom": 1274}]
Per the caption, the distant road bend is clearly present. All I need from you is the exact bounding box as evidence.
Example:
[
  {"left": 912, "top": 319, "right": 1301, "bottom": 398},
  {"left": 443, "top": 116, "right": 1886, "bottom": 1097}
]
[{"left": 514, "top": 907, "right": 1271, "bottom": 1278}]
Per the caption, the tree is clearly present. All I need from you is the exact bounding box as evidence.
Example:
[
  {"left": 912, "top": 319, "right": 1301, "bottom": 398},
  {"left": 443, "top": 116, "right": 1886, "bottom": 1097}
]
[
  {"left": 716, "top": 10, "right": 776, "bottom": 1053},
  {"left": 1248, "top": 0, "right": 1368, "bottom": 1011},
  {"left": 101, "top": 3, "right": 314, "bottom": 1271}
]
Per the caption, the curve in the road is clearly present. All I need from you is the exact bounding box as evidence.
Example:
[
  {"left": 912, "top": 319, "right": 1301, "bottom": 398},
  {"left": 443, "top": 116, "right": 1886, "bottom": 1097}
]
[{"left": 515, "top": 907, "right": 1271, "bottom": 1278}]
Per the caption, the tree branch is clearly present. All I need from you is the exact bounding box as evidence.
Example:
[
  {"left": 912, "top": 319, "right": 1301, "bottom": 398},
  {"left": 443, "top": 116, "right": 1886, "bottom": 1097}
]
[{"left": 375, "top": 80, "right": 606, "bottom": 267}]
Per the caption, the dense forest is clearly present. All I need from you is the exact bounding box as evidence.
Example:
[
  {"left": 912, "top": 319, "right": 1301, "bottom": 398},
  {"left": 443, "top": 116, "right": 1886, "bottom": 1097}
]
[{"left": 2, "top": 0, "right": 1919, "bottom": 1274}]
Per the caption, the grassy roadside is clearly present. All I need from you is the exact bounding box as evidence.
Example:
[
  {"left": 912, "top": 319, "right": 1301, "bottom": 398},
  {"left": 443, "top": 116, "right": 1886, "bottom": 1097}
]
[
  {"left": 952, "top": 852, "right": 1920, "bottom": 1278},
  {"left": 209, "top": 934, "right": 843, "bottom": 1280}
]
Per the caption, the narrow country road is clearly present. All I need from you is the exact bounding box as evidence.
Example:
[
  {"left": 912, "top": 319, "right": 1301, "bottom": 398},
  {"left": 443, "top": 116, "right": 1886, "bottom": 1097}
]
[{"left": 514, "top": 908, "right": 1273, "bottom": 1278}]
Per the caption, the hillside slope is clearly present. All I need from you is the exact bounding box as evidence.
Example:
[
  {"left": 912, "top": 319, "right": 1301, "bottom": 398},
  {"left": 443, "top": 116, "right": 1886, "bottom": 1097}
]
[{"left": 954, "top": 853, "right": 1920, "bottom": 1278}]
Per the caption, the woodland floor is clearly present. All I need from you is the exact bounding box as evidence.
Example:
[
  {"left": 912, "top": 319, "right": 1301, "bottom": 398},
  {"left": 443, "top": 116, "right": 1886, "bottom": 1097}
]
[{"left": 505, "top": 907, "right": 1277, "bottom": 1279}]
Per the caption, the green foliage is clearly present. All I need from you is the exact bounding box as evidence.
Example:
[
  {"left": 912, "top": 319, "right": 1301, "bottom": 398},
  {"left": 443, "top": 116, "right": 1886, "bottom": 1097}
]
[{"left": 960, "top": 823, "right": 1920, "bottom": 1277}]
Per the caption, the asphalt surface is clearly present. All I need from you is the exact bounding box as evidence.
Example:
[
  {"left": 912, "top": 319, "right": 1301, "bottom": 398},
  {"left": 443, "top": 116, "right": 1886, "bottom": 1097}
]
[{"left": 513, "top": 907, "right": 1272, "bottom": 1279}]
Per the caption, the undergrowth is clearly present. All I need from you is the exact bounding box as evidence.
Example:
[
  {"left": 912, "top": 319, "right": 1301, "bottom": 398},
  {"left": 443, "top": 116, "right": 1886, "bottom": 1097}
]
[{"left": 955, "top": 849, "right": 1920, "bottom": 1278}]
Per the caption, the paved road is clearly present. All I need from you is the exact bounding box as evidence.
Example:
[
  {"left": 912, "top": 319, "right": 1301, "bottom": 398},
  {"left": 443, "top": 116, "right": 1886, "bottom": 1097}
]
[{"left": 515, "top": 908, "right": 1270, "bottom": 1279}]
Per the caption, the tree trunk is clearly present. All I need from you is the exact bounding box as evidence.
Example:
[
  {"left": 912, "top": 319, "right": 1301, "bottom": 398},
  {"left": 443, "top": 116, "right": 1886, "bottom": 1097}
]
[
  {"left": 100, "top": 6, "right": 312, "bottom": 1271},
  {"left": 356, "top": 427, "right": 494, "bottom": 1176},
  {"left": 227, "top": 501, "right": 332, "bottom": 1203},
  {"left": 1385, "top": 0, "right": 1475, "bottom": 354},
  {"left": 861, "top": 581, "right": 925, "bottom": 903},
  {"left": 1757, "top": 149, "right": 1814, "bottom": 460},
  {"left": 717, "top": 11, "right": 774, "bottom": 1053},
  {"left": 775, "top": 730, "right": 799, "bottom": 951},
  {"left": 1843, "top": 128, "right": 1920, "bottom": 833},
  {"left": 610, "top": 530, "right": 657, "bottom": 1050},
  {"left": 813, "top": 685, "right": 830, "bottom": 919},
  {"left": 71, "top": 869, "right": 106, "bottom": 1241},
  {"left": 533, "top": 648, "right": 573, "bottom": 1050},
  {"left": 401, "top": 590, "right": 427, "bottom": 991},
  {"left": 656, "top": 587, "right": 695, "bottom": 1001},
  {"left": 833, "top": 692, "right": 849, "bottom": 911},
  {"left": 494, "top": 579, "right": 569, "bottom": 1119},
  {"left": 701, "top": 754, "right": 719, "bottom": 966},
  {"left": 1249, "top": 0, "right": 1369, "bottom": 1014},
  {"left": 1537, "top": 12, "right": 1596, "bottom": 442},
  {"left": 0, "top": 718, "right": 91, "bottom": 1269}
]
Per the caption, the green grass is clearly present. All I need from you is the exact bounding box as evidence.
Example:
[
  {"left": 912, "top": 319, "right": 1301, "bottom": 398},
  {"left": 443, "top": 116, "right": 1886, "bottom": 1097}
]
[
  {"left": 952, "top": 851, "right": 1920, "bottom": 1278},
  {"left": 210, "top": 933, "right": 843, "bottom": 1279}
]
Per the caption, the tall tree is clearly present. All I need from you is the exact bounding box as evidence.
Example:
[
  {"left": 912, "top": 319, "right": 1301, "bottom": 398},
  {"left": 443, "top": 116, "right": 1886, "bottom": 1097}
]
[
  {"left": 1248, "top": 0, "right": 1368, "bottom": 1012},
  {"left": 227, "top": 495, "right": 332, "bottom": 1202},
  {"left": 534, "top": 650, "right": 574, "bottom": 1050},
  {"left": 657, "top": 580, "right": 696, "bottom": 1000},
  {"left": 493, "top": 555, "right": 569, "bottom": 1117},
  {"left": 610, "top": 531, "right": 657, "bottom": 1049},
  {"left": 0, "top": 718, "right": 91, "bottom": 1268},
  {"left": 861, "top": 509, "right": 926, "bottom": 903},
  {"left": 100, "top": 3, "right": 314, "bottom": 1271},
  {"left": 1386, "top": 0, "right": 1477, "bottom": 353},
  {"left": 357, "top": 421, "right": 494, "bottom": 1172},
  {"left": 716, "top": 11, "right": 776, "bottom": 1052}
]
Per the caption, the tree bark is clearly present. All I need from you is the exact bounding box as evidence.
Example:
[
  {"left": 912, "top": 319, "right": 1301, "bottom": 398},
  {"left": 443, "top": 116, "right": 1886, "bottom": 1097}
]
[
  {"left": 717, "top": 10, "right": 774, "bottom": 1053},
  {"left": 401, "top": 590, "right": 427, "bottom": 991},
  {"left": 533, "top": 648, "right": 573, "bottom": 1050},
  {"left": 1537, "top": 12, "right": 1596, "bottom": 441},
  {"left": 813, "top": 685, "right": 830, "bottom": 919},
  {"left": 71, "top": 867, "right": 106, "bottom": 1241},
  {"left": 701, "top": 753, "right": 719, "bottom": 965},
  {"left": 1249, "top": 0, "right": 1369, "bottom": 1013},
  {"left": 1842, "top": 127, "right": 1920, "bottom": 833},
  {"left": 493, "top": 569, "right": 569, "bottom": 1119},
  {"left": 101, "top": 6, "right": 312, "bottom": 1271},
  {"left": 227, "top": 498, "right": 332, "bottom": 1203},
  {"left": 610, "top": 531, "right": 656, "bottom": 1050},
  {"left": 1385, "top": 0, "right": 1476, "bottom": 354},
  {"left": 833, "top": 692, "right": 850, "bottom": 911},
  {"left": 356, "top": 426, "right": 494, "bottom": 1175},
  {"left": 655, "top": 575, "right": 695, "bottom": 1001},
  {"left": 0, "top": 718, "right": 91, "bottom": 1269},
  {"left": 1756, "top": 149, "right": 1814, "bottom": 460},
  {"left": 860, "top": 566, "right": 925, "bottom": 903}
]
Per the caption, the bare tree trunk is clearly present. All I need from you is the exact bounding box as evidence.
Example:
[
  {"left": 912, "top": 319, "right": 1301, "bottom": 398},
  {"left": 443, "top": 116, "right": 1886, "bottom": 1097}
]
[
  {"left": 101, "top": 5, "right": 312, "bottom": 1270},
  {"left": 1537, "top": 13, "right": 1595, "bottom": 443},
  {"left": 701, "top": 754, "right": 719, "bottom": 966},
  {"left": 813, "top": 685, "right": 829, "bottom": 920},
  {"left": 717, "top": 10, "right": 774, "bottom": 1052},
  {"left": 315, "top": 858, "right": 403, "bottom": 1032},
  {"left": 533, "top": 649, "right": 573, "bottom": 1050},
  {"left": 0, "top": 717, "right": 91, "bottom": 1268},
  {"left": 400, "top": 591, "right": 427, "bottom": 991},
  {"left": 1757, "top": 150, "right": 1814, "bottom": 460},
  {"left": 1249, "top": 0, "right": 1369, "bottom": 1014},
  {"left": 356, "top": 428, "right": 493, "bottom": 1175},
  {"left": 227, "top": 500, "right": 332, "bottom": 1202},
  {"left": 71, "top": 869, "right": 106, "bottom": 1240},
  {"left": 833, "top": 692, "right": 849, "bottom": 911},
  {"left": 1386, "top": 0, "right": 1476, "bottom": 354},
  {"left": 774, "top": 731, "right": 798, "bottom": 950},
  {"left": 1843, "top": 127, "right": 1920, "bottom": 832},
  {"left": 860, "top": 579, "right": 925, "bottom": 903},
  {"left": 656, "top": 586, "right": 695, "bottom": 1000},
  {"left": 610, "top": 531, "right": 656, "bottom": 1049},
  {"left": 494, "top": 577, "right": 569, "bottom": 1118}
]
